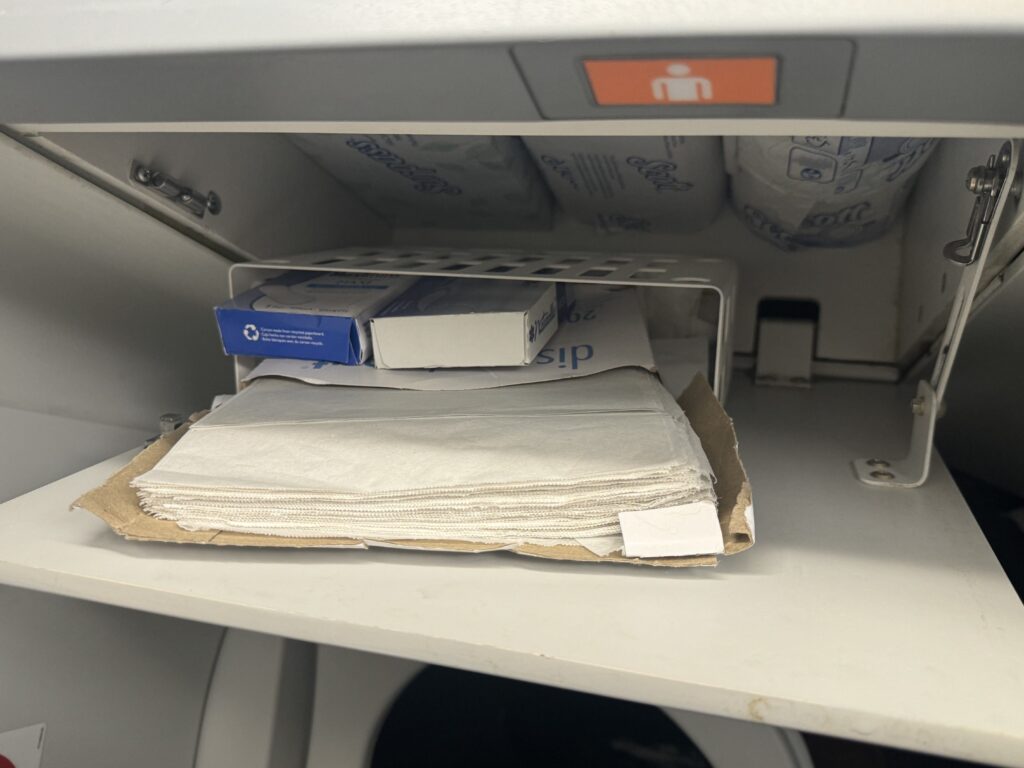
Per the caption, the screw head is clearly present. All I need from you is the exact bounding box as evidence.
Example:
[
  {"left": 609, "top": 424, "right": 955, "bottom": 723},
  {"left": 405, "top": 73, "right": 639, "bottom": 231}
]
[
  {"left": 133, "top": 165, "right": 152, "bottom": 184},
  {"left": 966, "top": 165, "right": 1001, "bottom": 196},
  {"left": 206, "top": 191, "right": 222, "bottom": 215},
  {"left": 870, "top": 469, "right": 896, "bottom": 481},
  {"left": 866, "top": 459, "right": 891, "bottom": 468},
  {"left": 159, "top": 412, "right": 183, "bottom": 435}
]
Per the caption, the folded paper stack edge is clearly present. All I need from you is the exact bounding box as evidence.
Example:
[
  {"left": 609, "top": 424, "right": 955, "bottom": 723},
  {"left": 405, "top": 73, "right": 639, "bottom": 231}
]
[{"left": 72, "top": 374, "right": 753, "bottom": 568}]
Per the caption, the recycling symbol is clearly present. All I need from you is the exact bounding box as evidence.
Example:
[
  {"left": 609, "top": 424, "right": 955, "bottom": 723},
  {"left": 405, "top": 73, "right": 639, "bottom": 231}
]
[{"left": 243, "top": 323, "right": 260, "bottom": 341}]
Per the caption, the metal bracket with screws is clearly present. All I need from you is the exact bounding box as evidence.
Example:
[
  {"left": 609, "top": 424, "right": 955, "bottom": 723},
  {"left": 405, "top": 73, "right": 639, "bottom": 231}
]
[
  {"left": 943, "top": 145, "right": 1017, "bottom": 266},
  {"left": 854, "top": 141, "right": 1020, "bottom": 489},
  {"left": 130, "top": 161, "right": 221, "bottom": 219}
]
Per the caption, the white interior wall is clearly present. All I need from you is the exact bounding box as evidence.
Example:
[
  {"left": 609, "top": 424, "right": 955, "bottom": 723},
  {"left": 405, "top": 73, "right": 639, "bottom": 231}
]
[
  {"left": 0, "top": 585, "right": 222, "bottom": 768},
  {"left": 0, "top": 134, "right": 236, "bottom": 494},
  {"left": 0, "top": 134, "right": 235, "bottom": 428},
  {"left": 0, "top": 407, "right": 149, "bottom": 502},
  {"left": 28, "top": 131, "right": 390, "bottom": 260}
]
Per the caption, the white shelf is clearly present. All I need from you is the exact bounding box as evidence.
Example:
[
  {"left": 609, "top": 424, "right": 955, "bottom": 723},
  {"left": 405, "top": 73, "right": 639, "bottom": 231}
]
[
  {"left": 1, "top": 377, "right": 1022, "bottom": 765},
  {"left": 3, "top": 1, "right": 1023, "bottom": 59}
]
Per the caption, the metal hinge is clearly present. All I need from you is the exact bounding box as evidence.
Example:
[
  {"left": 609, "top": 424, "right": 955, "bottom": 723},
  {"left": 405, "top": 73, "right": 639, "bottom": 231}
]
[
  {"left": 853, "top": 140, "right": 1020, "bottom": 488},
  {"left": 944, "top": 145, "right": 1022, "bottom": 265},
  {"left": 130, "top": 161, "right": 222, "bottom": 218}
]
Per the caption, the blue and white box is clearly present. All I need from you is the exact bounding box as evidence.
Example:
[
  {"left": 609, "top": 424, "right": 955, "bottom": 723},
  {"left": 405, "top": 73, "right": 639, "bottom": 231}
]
[{"left": 215, "top": 271, "right": 417, "bottom": 364}]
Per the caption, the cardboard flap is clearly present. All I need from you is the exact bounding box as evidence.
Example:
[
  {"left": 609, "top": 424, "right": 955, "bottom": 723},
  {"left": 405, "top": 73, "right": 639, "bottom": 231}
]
[
  {"left": 74, "top": 374, "right": 752, "bottom": 567},
  {"left": 679, "top": 375, "right": 754, "bottom": 555}
]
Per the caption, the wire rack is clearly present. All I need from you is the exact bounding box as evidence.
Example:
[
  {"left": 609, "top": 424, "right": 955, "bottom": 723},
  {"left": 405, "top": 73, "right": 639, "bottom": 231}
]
[{"left": 230, "top": 246, "right": 735, "bottom": 397}]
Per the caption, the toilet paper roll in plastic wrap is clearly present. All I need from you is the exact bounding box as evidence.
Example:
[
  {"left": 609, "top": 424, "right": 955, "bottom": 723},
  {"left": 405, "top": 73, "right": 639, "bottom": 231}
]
[
  {"left": 524, "top": 136, "right": 726, "bottom": 234},
  {"left": 291, "top": 134, "right": 553, "bottom": 230},
  {"left": 728, "top": 136, "right": 939, "bottom": 249}
]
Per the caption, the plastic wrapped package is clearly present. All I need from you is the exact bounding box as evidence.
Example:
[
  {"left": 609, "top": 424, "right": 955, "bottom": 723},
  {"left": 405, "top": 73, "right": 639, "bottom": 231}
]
[
  {"left": 523, "top": 136, "right": 726, "bottom": 234},
  {"left": 291, "top": 133, "right": 553, "bottom": 229},
  {"left": 727, "top": 136, "right": 940, "bottom": 249}
]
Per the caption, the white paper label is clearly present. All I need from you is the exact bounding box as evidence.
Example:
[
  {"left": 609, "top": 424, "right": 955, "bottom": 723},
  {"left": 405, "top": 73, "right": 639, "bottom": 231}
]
[
  {"left": 0, "top": 723, "right": 45, "bottom": 768},
  {"left": 619, "top": 501, "right": 723, "bottom": 558}
]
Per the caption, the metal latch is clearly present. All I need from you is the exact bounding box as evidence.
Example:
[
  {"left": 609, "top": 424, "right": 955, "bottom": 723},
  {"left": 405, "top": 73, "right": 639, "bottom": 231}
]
[
  {"left": 943, "top": 146, "right": 1020, "bottom": 265},
  {"left": 854, "top": 141, "right": 1020, "bottom": 488},
  {"left": 130, "top": 162, "right": 221, "bottom": 218}
]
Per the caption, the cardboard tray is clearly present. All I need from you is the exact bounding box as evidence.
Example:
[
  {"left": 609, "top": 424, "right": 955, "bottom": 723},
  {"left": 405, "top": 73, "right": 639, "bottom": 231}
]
[{"left": 74, "top": 375, "right": 753, "bottom": 567}]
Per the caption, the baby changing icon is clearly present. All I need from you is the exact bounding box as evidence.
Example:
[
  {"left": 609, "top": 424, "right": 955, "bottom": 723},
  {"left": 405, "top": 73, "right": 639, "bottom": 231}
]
[
  {"left": 651, "top": 63, "right": 713, "bottom": 102},
  {"left": 583, "top": 56, "right": 777, "bottom": 107}
]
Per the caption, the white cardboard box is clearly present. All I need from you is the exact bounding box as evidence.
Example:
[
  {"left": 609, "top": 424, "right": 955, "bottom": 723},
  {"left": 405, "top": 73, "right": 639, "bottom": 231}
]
[
  {"left": 370, "top": 278, "right": 559, "bottom": 369},
  {"left": 214, "top": 271, "right": 416, "bottom": 364}
]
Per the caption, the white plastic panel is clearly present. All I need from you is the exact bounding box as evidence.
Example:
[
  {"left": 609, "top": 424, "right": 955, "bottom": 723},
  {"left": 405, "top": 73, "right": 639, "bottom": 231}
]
[
  {"left": 0, "top": 406, "right": 148, "bottom": 502},
  {"left": 195, "top": 630, "right": 315, "bottom": 768},
  {"left": 665, "top": 709, "right": 813, "bottom": 768},
  {"left": 3, "top": 0, "right": 1024, "bottom": 61},
  {"left": 0, "top": 585, "right": 222, "bottom": 768},
  {"left": 0, "top": 133, "right": 234, "bottom": 432},
  {"left": 306, "top": 647, "right": 424, "bottom": 768},
  {"left": 25, "top": 131, "right": 389, "bottom": 260}
]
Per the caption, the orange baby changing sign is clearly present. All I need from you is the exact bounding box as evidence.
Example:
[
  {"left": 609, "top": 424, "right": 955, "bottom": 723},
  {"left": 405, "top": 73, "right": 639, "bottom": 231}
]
[{"left": 583, "top": 57, "right": 778, "bottom": 106}]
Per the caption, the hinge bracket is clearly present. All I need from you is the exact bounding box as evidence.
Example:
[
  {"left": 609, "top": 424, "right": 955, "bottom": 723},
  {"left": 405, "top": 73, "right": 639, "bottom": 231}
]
[
  {"left": 129, "top": 161, "right": 221, "bottom": 218},
  {"left": 854, "top": 141, "right": 1020, "bottom": 488}
]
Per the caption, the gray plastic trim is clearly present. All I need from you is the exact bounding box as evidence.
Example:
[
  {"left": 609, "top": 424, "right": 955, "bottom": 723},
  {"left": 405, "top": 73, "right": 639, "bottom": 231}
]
[
  {"left": 2, "top": 35, "right": 1024, "bottom": 126},
  {"left": 514, "top": 37, "right": 854, "bottom": 119}
]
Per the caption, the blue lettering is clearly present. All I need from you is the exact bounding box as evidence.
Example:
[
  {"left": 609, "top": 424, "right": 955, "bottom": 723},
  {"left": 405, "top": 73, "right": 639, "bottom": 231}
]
[
  {"left": 883, "top": 139, "right": 938, "bottom": 182},
  {"left": 741, "top": 205, "right": 797, "bottom": 250},
  {"left": 625, "top": 156, "right": 694, "bottom": 193},
  {"left": 530, "top": 301, "right": 557, "bottom": 342},
  {"left": 539, "top": 155, "right": 580, "bottom": 191},
  {"left": 571, "top": 344, "right": 593, "bottom": 369},
  {"left": 804, "top": 201, "right": 872, "bottom": 229}
]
